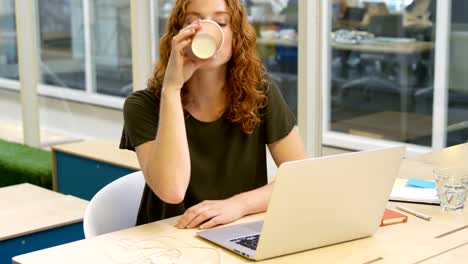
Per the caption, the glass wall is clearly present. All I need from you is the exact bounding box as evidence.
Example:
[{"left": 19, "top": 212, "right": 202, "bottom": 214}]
[
  {"left": 446, "top": 0, "right": 468, "bottom": 146},
  {"left": 37, "top": 0, "right": 132, "bottom": 98},
  {"left": 36, "top": 0, "right": 132, "bottom": 147},
  {"left": 38, "top": 0, "right": 85, "bottom": 90},
  {"left": 248, "top": 0, "right": 298, "bottom": 118},
  {"left": 0, "top": 0, "right": 18, "bottom": 80},
  {"left": 93, "top": 0, "right": 132, "bottom": 97},
  {"left": 154, "top": 0, "right": 299, "bottom": 118},
  {"left": 328, "top": 0, "right": 436, "bottom": 146}
]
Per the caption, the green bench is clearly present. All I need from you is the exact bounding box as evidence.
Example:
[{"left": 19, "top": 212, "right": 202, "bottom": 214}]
[{"left": 0, "top": 139, "right": 52, "bottom": 189}]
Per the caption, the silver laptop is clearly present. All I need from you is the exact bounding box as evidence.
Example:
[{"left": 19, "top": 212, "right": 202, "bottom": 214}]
[{"left": 197, "top": 146, "right": 405, "bottom": 260}]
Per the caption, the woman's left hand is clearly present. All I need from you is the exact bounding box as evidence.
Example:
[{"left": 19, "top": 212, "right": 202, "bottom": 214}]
[{"left": 175, "top": 198, "right": 247, "bottom": 229}]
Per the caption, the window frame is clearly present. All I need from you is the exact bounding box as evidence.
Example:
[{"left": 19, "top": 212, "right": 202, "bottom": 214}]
[{"left": 321, "top": 0, "right": 452, "bottom": 155}]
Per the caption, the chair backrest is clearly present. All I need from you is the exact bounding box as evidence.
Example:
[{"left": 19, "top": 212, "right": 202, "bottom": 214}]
[
  {"left": 368, "top": 14, "right": 404, "bottom": 38},
  {"left": 344, "top": 7, "right": 366, "bottom": 22},
  {"left": 83, "top": 171, "right": 145, "bottom": 238}
]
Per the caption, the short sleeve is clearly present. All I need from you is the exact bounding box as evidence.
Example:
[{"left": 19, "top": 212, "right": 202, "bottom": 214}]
[
  {"left": 119, "top": 89, "right": 159, "bottom": 151},
  {"left": 263, "top": 80, "right": 296, "bottom": 144}
]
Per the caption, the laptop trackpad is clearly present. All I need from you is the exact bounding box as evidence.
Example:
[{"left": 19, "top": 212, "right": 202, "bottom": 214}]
[{"left": 197, "top": 220, "right": 264, "bottom": 243}]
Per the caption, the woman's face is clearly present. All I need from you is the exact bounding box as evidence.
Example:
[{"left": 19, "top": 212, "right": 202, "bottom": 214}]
[{"left": 183, "top": 0, "right": 233, "bottom": 69}]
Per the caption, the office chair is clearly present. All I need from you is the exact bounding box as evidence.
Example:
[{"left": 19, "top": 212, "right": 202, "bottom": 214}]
[
  {"left": 345, "top": 7, "right": 366, "bottom": 22},
  {"left": 83, "top": 170, "right": 145, "bottom": 238},
  {"left": 332, "top": 44, "right": 411, "bottom": 115},
  {"left": 368, "top": 14, "right": 404, "bottom": 38},
  {"left": 338, "top": 74, "right": 402, "bottom": 113}
]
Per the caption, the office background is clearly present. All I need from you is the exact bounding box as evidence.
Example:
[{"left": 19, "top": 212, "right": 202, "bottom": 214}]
[{"left": 0, "top": 0, "right": 467, "bottom": 156}]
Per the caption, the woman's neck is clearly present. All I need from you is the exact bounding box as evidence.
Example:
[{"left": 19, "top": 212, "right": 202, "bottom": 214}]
[{"left": 186, "top": 66, "right": 227, "bottom": 118}]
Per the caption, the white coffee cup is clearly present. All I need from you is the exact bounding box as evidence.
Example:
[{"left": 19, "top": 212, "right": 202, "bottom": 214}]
[{"left": 190, "top": 19, "right": 224, "bottom": 60}]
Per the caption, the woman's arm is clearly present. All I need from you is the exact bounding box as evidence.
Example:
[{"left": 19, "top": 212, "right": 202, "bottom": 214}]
[
  {"left": 134, "top": 21, "right": 204, "bottom": 204},
  {"left": 176, "top": 127, "right": 307, "bottom": 229},
  {"left": 266, "top": 127, "right": 307, "bottom": 173},
  {"left": 135, "top": 90, "right": 190, "bottom": 204},
  {"left": 230, "top": 127, "right": 307, "bottom": 215}
]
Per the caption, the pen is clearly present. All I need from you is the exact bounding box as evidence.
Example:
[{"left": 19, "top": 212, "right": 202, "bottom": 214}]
[{"left": 396, "top": 205, "right": 432, "bottom": 221}]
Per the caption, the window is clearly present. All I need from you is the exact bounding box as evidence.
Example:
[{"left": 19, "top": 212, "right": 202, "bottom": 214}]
[
  {"left": 38, "top": 0, "right": 85, "bottom": 90},
  {"left": 92, "top": 0, "right": 132, "bottom": 97},
  {"left": 446, "top": 0, "right": 468, "bottom": 146},
  {"left": 0, "top": 0, "right": 18, "bottom": 80},
  {"left": 326, "top": 0, "right": 436, "bottom": 148},
  {"left": 37, "top": 0, "right": 132, "bottom": 99}
]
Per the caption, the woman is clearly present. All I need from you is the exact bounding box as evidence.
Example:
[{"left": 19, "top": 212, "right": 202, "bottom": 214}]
[{"left": 120, "top": 0, "right": 306, "bottom": 229}]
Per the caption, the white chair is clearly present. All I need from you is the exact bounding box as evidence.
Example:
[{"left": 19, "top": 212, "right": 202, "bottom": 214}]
[{"left": 83, "top": 170, "right": 145, "bottom": 238}]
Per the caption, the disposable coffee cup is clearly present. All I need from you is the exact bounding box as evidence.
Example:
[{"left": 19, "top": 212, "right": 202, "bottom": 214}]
[{"left": 190, "top": 19, "right": 224, "bottom": 59}]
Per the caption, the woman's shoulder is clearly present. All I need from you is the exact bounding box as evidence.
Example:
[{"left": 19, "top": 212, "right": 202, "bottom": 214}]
[
  {"left": 125, "top": 88, "right": 158, "bottom": 102},
  {"left": 123, "top": 88, "right": 160, "bottom": 115},
  {"left": 124, "top": 88, "right": 159, "bottom": 107},
  {"left": 259, "top": 75, "right": 281, "bottom": 99}
]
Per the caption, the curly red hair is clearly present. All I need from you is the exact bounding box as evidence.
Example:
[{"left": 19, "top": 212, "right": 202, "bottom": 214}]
[{"left": 147, "top": 0, "right": 268, "bottom": 134}]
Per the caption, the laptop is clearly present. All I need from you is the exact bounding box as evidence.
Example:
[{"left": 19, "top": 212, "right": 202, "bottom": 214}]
[{"left": 197, "top": 146, "right": 405, "bottom": 260}]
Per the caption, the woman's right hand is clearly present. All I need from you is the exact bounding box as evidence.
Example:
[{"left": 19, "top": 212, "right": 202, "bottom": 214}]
[{"left": 162, "top": 21, "right": 203, "bottom": 93}]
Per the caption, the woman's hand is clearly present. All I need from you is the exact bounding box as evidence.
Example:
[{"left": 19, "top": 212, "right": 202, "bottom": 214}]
[
  {"left": 162, "top": 20, "right": 206, "bottom": 93},
  {"left": 175, "top": 198, "right": 248, "bottom": 229}
]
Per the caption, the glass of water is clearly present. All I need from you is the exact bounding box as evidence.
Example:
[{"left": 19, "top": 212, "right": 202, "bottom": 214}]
[{"left": 434, "top": 168, "right": 468, "bottom": 212}]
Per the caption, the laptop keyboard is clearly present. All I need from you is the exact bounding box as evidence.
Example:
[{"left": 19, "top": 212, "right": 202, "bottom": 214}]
[{"left": 230, "top": 234, "right": 260, "bottom": 250}]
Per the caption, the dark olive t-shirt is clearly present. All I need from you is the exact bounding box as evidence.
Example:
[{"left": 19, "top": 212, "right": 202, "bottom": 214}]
[{"left": 119, "top": 82, "right": 295, "bottom": 225}]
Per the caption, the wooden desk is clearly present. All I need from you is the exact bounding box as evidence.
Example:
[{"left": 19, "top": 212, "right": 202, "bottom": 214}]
[
  {"left": 399, "top": 142, "right": 468, "bottom": 180},
  {"left": 52, "top": 140, "right": 140, "bottom": 200},
  {"left": 256, "top": 37, "right": 297, "bottom": 47},
  {"left": 331, "top": 40, "right": 433, "bottom": 54},
  {"left": 0, "top": 184, "right": 88, "bottom": 264},
  {"left": 11, "top": 204, "right": 468, "bottom": 264},
  {"left": 12, "top": 144, "right": 468, "bottom": 264}
]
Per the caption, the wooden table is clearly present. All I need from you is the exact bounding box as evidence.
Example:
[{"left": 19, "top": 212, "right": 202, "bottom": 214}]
[
  {"left": 399, "top": 142, "right": 468, "bottom": 180},
  {"left": 331, "top": 40, "right": 434, "bottom": 55},
  {"left": 0, "top": 184, "right": 88, "bottom": 264},
  {"left": 52, "top": 140, "right": 140, "bottom": 200},
  {"left": 331, "top": 41, "right": 434, "bottom": 54},
  {"left": 11, "top": 205, "right": 468, "bottom": 264},
  {"left": 12, "top": 144, "right": 468, "bottom": 264}
]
